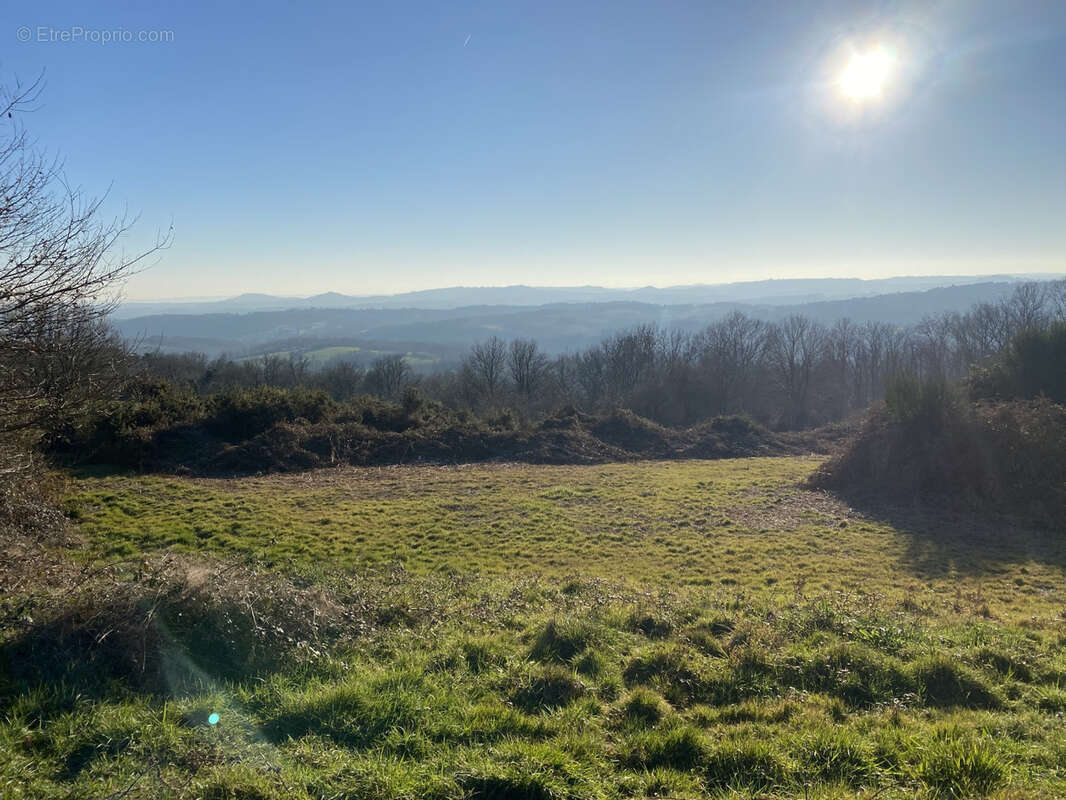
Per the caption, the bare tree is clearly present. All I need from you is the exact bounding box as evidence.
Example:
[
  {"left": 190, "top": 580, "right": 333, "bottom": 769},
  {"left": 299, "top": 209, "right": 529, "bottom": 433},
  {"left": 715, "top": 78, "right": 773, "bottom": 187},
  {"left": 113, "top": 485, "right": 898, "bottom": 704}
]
[
  {"left": 0, "top": 76, "right": 170, "bottom": 461},
  {"left": 698, "top": 312, "right": 768, "bottom": 416},
  {"left": 824, "top": 317, "right": 859, "bottom": 417},
  {"left": 318, "top": 361, "right": 364, "bottom": 400},
  {"left": 602, "top": 324, "right": 657, "bottom": 402},
  {"left": 958, "top": 302, "right": 1011, "bottom": 362},
  {"left": 257, "top": 354, "right": 287, "bottom": 386},
  {"left": 1048, "top": 280, "right": 1066, "bottom": 320},
  {"left": 648, "top": 329, "right": 695, "bottom": 424},
  {"left": 365, "top": 354, "right": 410, "bottom": 399},
  {"left": 466, "top": 336, "right": 508, "bottom": 403},
  {"left": 1047, "top": 280, "right": 1066, "bottom": 320},
  {"left": 550, "top": 353, "right": 580, "bottom": 407},
  {"left": 9, "top": 305, "right": 129, "bottom": 439},
  {"left": 575, "top": 347, "right": 606, "bottom": 406},
  {"left": 767, "top": 315, "right": 824, "bottom": 428},
  {"left": 912, "top": 315, "right": 954, "bottom": 379},
  {"left": 1006, "top": 282, "right": 1049, "bottom": 334},
  {"left": 854, "top": 321, "right": 896, "bottom": 407},
  {"left": 508, "top": 338, "right": 547, "bottom": 397}
]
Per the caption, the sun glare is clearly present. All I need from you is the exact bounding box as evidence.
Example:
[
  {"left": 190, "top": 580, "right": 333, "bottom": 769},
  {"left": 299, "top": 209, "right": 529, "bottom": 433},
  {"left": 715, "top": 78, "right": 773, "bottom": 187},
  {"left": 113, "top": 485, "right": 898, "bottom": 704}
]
[{"left": 839, "top": 46, "right": 894, "bottom": 101}]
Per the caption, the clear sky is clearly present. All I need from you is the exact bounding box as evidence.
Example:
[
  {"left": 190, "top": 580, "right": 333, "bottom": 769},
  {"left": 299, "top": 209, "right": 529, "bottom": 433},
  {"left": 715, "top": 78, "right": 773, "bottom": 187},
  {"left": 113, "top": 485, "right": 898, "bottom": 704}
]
[{"left": 4, "top": 0, "right": 1065, "bottom": 299}]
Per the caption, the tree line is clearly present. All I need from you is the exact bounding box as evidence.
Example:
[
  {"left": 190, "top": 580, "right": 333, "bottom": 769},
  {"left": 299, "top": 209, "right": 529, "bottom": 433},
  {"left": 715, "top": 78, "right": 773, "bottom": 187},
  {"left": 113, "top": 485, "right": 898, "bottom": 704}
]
[{"left": 138, "top": 280, "right": 1066, "bottom": 431}]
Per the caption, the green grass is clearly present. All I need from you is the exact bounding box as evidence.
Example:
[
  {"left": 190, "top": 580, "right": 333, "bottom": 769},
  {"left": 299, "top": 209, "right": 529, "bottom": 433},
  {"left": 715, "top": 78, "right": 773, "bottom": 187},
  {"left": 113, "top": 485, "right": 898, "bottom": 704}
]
[
  {"left": 4, "top": 456, "right": 1066, "bottom": 798},
  {"left": 64, "top": 457, "right": 1066, "bottom": 623},
  {"left": 302, "top": 344, "right": 364, "bottom": 361}
]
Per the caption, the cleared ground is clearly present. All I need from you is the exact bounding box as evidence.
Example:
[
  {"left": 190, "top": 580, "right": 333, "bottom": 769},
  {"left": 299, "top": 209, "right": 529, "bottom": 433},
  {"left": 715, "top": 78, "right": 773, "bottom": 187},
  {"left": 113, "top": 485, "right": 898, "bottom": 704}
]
[{"left": 2, "top": 457, "right": 1065, "bottom": 798}]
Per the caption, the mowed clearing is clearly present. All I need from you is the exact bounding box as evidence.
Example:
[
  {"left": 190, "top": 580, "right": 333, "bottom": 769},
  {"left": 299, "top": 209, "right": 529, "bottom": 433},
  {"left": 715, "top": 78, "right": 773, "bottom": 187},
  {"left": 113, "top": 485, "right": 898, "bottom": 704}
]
[{"left": 65, "top": 457, "right": 1066, "bottom": 625}]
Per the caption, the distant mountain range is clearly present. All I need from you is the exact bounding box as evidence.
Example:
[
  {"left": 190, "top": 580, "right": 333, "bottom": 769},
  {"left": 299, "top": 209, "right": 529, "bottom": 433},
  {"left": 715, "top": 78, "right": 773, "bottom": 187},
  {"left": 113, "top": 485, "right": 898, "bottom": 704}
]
[
  {"left": 114, "top": 275, "right": 1064, "bottom": 363},
  {"left": 114, "top": 274, "right": 1063, "bottom": 318}
]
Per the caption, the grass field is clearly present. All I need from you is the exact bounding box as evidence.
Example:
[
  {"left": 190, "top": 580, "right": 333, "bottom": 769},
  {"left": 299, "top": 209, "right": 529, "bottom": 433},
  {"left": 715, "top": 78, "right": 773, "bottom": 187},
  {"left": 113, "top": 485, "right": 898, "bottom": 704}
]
[
  {"left": 4, "top": 457, "right": 1066, "bottom": 798},
  {"left": 64, "top": 458, "right": 1066, "bottom": 624}
]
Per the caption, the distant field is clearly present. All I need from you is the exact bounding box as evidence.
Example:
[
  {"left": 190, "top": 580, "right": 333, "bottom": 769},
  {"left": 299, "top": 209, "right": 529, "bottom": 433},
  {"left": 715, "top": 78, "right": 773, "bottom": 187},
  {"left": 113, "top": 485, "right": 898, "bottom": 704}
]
[
  {"left": 66, "top": 457, "right": 1066, "bottom": 624},
  {"left": 6, "top": 457, "right": 1066, "bottom": 798},
  {"left": 241, "top": 345, "right": 439, "bottom": 366},
  {"left": 302, "top": 344, "right": 363, "bottom": 361}
]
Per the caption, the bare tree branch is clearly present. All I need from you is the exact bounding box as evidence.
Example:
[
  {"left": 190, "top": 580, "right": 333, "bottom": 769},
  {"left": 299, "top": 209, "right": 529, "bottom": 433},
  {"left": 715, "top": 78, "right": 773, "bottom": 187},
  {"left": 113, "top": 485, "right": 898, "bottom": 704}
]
[{"left": 0, "top": 77, "right": 171, "bottom": 451}]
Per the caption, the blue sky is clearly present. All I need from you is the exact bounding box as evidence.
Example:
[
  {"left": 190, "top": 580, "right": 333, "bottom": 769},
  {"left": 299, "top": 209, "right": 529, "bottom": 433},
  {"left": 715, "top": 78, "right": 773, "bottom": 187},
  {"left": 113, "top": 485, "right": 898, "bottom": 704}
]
[{"left": 4, "top": 0, "right": 1065, "bottom": 299}]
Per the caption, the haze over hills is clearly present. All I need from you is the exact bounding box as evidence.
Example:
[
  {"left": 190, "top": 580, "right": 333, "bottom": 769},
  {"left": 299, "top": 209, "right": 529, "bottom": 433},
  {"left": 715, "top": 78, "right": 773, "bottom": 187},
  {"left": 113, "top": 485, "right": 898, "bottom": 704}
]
[
  {"left": 114, "top": 274, "right": 1063, "bottom": 318},
  {"left": 115, "top": 275, "right": 1064, "bottom": 362}
]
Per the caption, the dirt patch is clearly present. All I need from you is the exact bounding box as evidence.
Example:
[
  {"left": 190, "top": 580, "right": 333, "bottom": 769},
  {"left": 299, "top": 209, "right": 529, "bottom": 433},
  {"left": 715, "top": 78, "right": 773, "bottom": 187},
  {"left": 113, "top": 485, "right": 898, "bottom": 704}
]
[{"left": 727, "top": 485, "right": 860, "bottom": 531}]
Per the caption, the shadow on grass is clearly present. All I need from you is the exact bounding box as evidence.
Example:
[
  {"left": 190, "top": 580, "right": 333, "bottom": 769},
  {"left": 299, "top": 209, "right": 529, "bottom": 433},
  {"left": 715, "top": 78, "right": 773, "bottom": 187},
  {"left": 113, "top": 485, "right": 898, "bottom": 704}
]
[
  {"left": 828, "top": 487, "right": 1066, "bottom": 579},
  {"left": 62, "top": 462, "right": 139, "bottom": 480}
]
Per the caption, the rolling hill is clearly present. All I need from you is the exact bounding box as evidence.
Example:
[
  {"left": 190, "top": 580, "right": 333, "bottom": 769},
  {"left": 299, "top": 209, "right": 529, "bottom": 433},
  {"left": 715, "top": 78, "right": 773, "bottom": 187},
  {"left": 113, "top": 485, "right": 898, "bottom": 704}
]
[{"left": 116, "top": 279, "right": 1045, "bottom": 358}]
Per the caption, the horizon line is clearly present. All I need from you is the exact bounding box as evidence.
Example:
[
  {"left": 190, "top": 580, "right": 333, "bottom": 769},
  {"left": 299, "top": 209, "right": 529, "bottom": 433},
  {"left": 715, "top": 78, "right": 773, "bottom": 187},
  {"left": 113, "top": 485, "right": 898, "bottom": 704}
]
[{"left": 120, "top": 271, "right": 1066, "bottom": 304}]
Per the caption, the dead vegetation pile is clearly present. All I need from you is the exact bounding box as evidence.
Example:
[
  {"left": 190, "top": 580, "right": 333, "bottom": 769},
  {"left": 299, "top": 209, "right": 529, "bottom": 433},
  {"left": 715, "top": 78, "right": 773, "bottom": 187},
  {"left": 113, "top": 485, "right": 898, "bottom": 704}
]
[
  {"left": 0, "top": 464, "right": 81, "bottom": 627},
  {"left": 48, "top": 380, "right": 850, "bottom": 476},
  {"left": 1, "top": 556, "right": 365, "bottom": 693},
  {"left": 207, "top": 410, "right": 825, "bottom": 476},
  {"left": 70, "top": 407, "right": 832, "bottom": 477}
]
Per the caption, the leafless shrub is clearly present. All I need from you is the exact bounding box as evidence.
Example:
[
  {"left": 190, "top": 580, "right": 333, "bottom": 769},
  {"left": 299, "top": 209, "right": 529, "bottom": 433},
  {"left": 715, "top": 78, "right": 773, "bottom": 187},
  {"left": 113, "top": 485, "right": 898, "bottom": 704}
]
[{"left": 0, "top": 74, "right": 170, "bottom": 463}]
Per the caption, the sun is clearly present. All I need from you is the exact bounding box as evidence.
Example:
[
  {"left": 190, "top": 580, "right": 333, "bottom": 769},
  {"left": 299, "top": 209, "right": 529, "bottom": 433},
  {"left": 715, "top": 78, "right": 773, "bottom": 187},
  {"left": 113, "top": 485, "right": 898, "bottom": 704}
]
[{"left": 839, "top": 46, "right": 894, "bottom": 101}]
